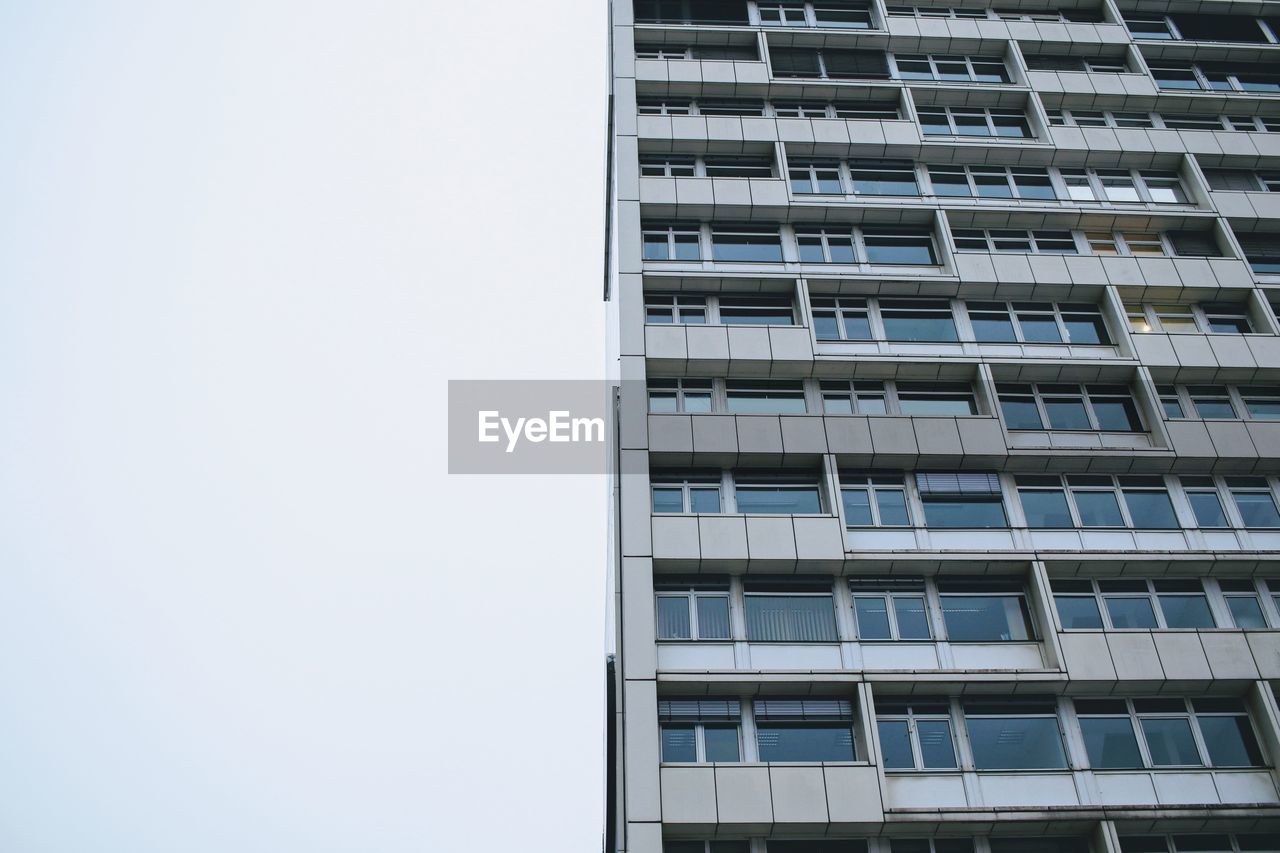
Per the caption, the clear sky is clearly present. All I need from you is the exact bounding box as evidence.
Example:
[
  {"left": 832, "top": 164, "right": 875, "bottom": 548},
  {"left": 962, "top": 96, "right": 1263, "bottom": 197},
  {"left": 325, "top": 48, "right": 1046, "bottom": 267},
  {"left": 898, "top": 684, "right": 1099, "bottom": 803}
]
[{"left": 0, "top": 2, "right": 608, "bottom": 850}]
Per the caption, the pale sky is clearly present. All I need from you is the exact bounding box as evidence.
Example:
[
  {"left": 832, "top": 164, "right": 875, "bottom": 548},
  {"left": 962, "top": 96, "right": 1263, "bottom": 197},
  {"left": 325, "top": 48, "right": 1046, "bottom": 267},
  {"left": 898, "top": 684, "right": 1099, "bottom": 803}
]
[{"left": 0, "top": 2, "right": 608, "bottom": 850}]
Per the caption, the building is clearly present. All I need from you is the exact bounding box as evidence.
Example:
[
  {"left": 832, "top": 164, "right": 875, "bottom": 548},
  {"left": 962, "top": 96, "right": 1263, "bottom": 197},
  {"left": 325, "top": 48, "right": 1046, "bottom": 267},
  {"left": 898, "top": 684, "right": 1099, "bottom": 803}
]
[{"left": 605, "top": 3, "right": 1280, "bottom": 853}]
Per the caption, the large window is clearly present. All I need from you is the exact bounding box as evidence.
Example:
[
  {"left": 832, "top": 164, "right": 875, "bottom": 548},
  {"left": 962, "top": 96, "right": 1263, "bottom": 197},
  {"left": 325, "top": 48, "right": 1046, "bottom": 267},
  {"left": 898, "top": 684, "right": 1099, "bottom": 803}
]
[
  {"left": 659, "top": 699, "right": 743, "bottom": 763},
  {"left": 711, "top": 224, "right": 784, "bottom": 262},
  {"left": 915, "top": 472, "right": 1007, "bottom": 528},
  {"left": 652, "top": 472, "right": 723, "bottom": 514},
  {"left": 963, "top": 697, "right": 1068, "bottom": 770},
  {"left": 789, "top": 158, "right": 919, "bottom": 196},
  {"left": 1015, "top": 475, "right": 1180, "bottom": 530},
  {"left": 1058, "top": 168, "right": 1189, "bottom": 204},
  {"left": 952, "top": 228, "right": 1078, "bottom": 254},
  {"left": 876, "top": 696, "right": 958, "bottom": 769},
  {"left": 649, "top": 378, "right": 714, "bottom": 413},
  {"left": 1157, "top": 384, "right": 1280, "bottom": 422},
  {"left": 1120, "top": 834, "right": 1280, "bottom": 853},
  {"left": 1050, "top": 578, "right": 1215, "bottom": 630},
  {"left": 655, "top": 582, "right": 732, "bottom": 640},
  {"left": 1074, "top": 697, "right": 1263, "bottom": 769},
  {"left": 1150, "top": 60, "right": 1280, "bottom": 93},
  {"left": 891, "top": 53, "right": 1010, "bottom": 83},
  {"left": 643, "top": 223, "right": 702, "bottom": 260},
  {"left": 823, "top": 380, "right": 977, "bottom": 416},
  {"left": 755, "top": 698, "right": 857, "bottom": 761},
  {"left": 640, "top": 153, "right": 774, "bottom": 178},
  {"left": 997, "top": 383, "right": 1143, "bottom": 432},
  {"left": 1126, "top": 301, "right": 1254, "bottom": 334},
  {"left": 635, "top": 43, "right": 759, "bottom": 61},
  {"left": 725, "top": 379, "right": 807, "bottom": 414},
  {"left": 968, "top": 301, "right": 1111, "bottom": 345},
  {"left": 666, "top": 843, "right": 750, "bottom": 853},
  {"left": 744, "top": 585, "right": 839, "bottom": 641},
  {"left": 1237, "top": 233, "right": 1280, "bottom": 274},
  {"left": 810, "top": 296, "right": 955, "bottom": 341},
  {"left": 734, "top": 473, "right": 822, "bottom": 513},
  {"left": 937, "top": 578, "right": 1033, "bottom": 641},
  {"left": 757, "top": 1, "right": 873, "bottom": 29},
  {"left": 927, "top": 165, "right": 1055, "bottom": 200},
  {"left": 634, "top": 0, "right": 750, "bottom": 24},
  {"left": 917, "top": 106, "right": 1031, "bottom": 138},
  {"left": 796, "top": 226, "right": 938, "bottom": 265},
  {"left": 849, "top": 577, "right": 930, "bottom": 638},
  {"left": 769, "top": 47, "right": 890, "bottom": 80}
]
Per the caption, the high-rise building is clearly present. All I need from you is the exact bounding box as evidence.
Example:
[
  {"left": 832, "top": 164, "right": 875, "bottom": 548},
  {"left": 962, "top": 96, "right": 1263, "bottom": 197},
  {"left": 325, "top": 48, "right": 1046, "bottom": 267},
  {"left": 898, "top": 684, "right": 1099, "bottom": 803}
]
[{"left": 605, "top": 3, "right": 1280, "bottom": 853}]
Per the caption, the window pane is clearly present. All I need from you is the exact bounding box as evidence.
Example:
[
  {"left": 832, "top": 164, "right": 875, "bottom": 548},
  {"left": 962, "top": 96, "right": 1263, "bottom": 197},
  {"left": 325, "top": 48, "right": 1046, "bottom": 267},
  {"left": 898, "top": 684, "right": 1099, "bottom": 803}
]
[
  {"left": 1081, "top": 717, "right": 1144, "bottom": 768},
  {"left": 1235, "top": 491, "right": 1280, "bottom": 527},
  {"left": 1093, "top": 399, "right": 1143, "bottom": 432},
  {"left": 697, "top": 596, "right": 732, "bottom": 639},
  {"left": 1056, "top": 596, "right": 1104, "bottom": 629},
  {"left": 854, "top": 596, "right": 892, "bottom": 639},
  {"left": 756, "top": 724, "right": 855, "bottom": 761},
  {"left": 704, "top": 725, "right": 741, "bottom": 762},
  {"left": 972, "top": 315, "right": 1018, "bottom": 342},
  {"left": 1022, "top": 489, "right": 1074, "bottom": 528},
  {"left": 878, "top": 719, "right": 915, "bottom": 768},
  {"left": 1188, "top": 492, "right": 1228, "bottom": 527},
  {"left": 712, "top": 232, "right": 783, "bottom": 262},
  {"left": 1002, "top": 399, "right": 1045, "bottom": 430},
  {"left": 657, "top": 596, "right": 692, "bottom": 639},
  {"left": 1140, "top": 717, "right": 1203, "bottom": 766},
  {"left": 745, "top": 595, "right": 838, "bottom": 641},
  {"left": 736, "top": 485, "right": 821, "bottom": 513},
  {"left": 940, "top": 595, "right": 1031, "bottom": 641},
  {"left": 916, "top": 719, "right": 957, "bottom": 768},
  {"left": 1228, "top": 595, "right": 1267, "bottom": 628},
  {"left": 894, "top": 596, "right": 931, "bottom": 639},
  {"left": 1074, "top": 491, "right": 1125, "bottom": 526},
  {"left": 967, "top": 717, "right": 1067, "bottom": 769},
  {"left": 1197, "top": 715, "right": 1264, "bottom": 767},
  {"left": 843, "top": 489, "right": 873, "bottom": 525},
  {"left": 1044, "top": 399, "right": 1092, "bottom": 430},
  {"left": 876, "top": 490, "right": 910, "bottom": 526},
  {"left": 662, "top": 725, "right": 697, "bottom": 762},
  {"left": 1159, "top": 593, "right": 1215, "bottom": 628},
  {"left": 653, "top": 487, "right": 685, "bottom": 513},
  {"left": 1105, "top": 597, "right": 1159, "bottom": 629},
  {"left": 690, "top": 487, "right": 722, "bottom": 513},
  {"left": 1124, "top": 490, "right": 1180, "bottom": 528},
  {"left": 922, "top": 497, "right": 1007, "bottom": 528},
  {"left": 882, "top": 313, "right": 957, "bottom": 341}
]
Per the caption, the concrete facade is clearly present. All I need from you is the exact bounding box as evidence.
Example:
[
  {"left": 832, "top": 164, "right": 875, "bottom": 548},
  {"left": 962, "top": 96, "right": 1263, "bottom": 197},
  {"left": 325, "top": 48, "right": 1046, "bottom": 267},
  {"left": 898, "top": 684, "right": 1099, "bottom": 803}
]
[{"left": 607, "top": 2, "right": 1280, "bottom": 852}]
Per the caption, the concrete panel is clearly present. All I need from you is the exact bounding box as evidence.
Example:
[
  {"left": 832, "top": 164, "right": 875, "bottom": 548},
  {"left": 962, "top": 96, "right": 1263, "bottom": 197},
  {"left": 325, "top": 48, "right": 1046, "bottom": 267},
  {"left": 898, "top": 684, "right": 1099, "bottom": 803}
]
[
  {"left": 1200, "top": 631, "right": 1261, "bottom": 680},
  {"left": 647, "top": 415, "right": 693, "bottom": 455},
  {"left": 697, "top": 515, "right": 749, "bottom": 562},
  {"left": 1244, "top": 631, "right": 1280, "bottom": 679},
  {"left": 691, "top": 415, "right": 739, "bottom": 455},
  {"left": 769, "top": 766, "right": 830, "bottom": 826},
  {"left": 651, "top": 516, "right": 701, "bottom": 561},
  {"left": 714, "top": 765, "right": 773, "bottom": 829},
  {"left": 622, "top": 557, "right": 657, "bottom": 680},
  {"left": 1106, "top": 632, "right": 1163, "bottom": 681},
  {"left": 824, "top": 417, "right": 874, "bottom": 456},
  {"left": 735, "top": 416, "right": 784, "bottom": 455},
  {"left": 1151, "top": 632, "right": 1213, "bottom": 682},
  {"left": 659, "top": 766, "right": 717, "bottom": 827},
  {"left": 780, "top": 416, "right": 828, "bottom": 455},
  {"left": 913, "top": 417, "right": 963, "bottom": 458},
  {"left": 792, "top": 516, "right": 846, "bottom": 562},
  {"left": 1059, "top": 632, "right": 1118, "bottom": 681},
  {"left": 823, "top": 765, "right": 885, "bottom": 825},
  {"left": 745, "top": 516, "right": 798, "bottom": 561},
  {"left": 627, "top": 680, "right": 662, "bottom": 821}
]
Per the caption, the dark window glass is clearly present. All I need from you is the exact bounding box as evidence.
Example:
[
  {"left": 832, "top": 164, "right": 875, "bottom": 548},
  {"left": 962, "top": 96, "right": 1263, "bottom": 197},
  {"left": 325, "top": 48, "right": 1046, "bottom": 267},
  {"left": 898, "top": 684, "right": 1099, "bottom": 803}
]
[{"left": 756, "top": 724, "right": 855, "bottom": 761}]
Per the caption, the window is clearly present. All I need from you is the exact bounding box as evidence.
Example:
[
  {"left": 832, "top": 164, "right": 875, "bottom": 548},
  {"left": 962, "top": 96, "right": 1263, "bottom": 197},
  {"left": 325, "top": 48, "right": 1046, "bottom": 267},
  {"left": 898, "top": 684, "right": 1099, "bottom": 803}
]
[
  {"left": 875, "top": 697, "right": 957, "bottom": 769},
  {"left": 849, "top": 577, "right": 929, "bottom": 638},
  {"left": 963, "top": 697, "right": 1067, "bottom": 770},
  {"left": 641, "top": 154, "right": 697, "bottom": 177},
  {"left": 725, "top": 379, "right": 807, "bottom": 414},
  {"left": 635, "top": 44, "right": 759, "bottom": 61},
  {"left": 643, "top": 223, "right": 701, "bottom": 260},
  {"left": 734, "top": 473, "right": 822, "bottom": 513},
  {"left": 744, "top": 584, "right": 838, "bottom": 641},
  {"left": 1157, "top": 385, "right": 1185, "bottom": 418},
  {"left": 711, "top": 224, "right": 783, "bottom": 262},
  {"left": 1219, "top": 579, "right": 1269, "bottom": 629},
  {"left": 1189, "top": 385, "right": 1237, "bottom": 419},
  {"left": 634, "top": 0, "right": 750, "bottom": 25},
  {"left": 917, "top": 107, "right": 1031, "bottom": 138},
  {"left": 997, "top": 383, "right": 1143, "bottom": 432},
  {"left": 1150, "top": 61, "right": 1280, "bottom": 93},
  {"left": 665, "top": 843, "right": 750, "bottom": 853},
  {"left": 847, "top": 159, "right": 919, "bottom": 195},
  {"left": 788, "top": 158, "right": 844, "bottom": 194},
  {"left": 754, "top": 698, "right": 857, "bottom": 761},
  {"left": 797, "top": 226, "right": 936, "bottom": 265},
  {"left": 649, "top": 378, "right": 714, "bottom": 413},
  {"left": 1237, "top": 233, "right": 1280, "bottom": 274},
  {"left": 1024, "top": 54, "right": 1128, "bottom": 73},
  {"left": 652, "top": 473, "right": 722, "bottom": 513},
  {"left": 927, "top": 165, "right": 1055, "bottom": 200},
  {"left": 796, "top": 226, "right": 858, "bottom": 263},
  {"left": 1074, "top": 697, "right": 1263, "bottom": 769},
  {"left": 937, "top": 578, "right": 1033, "bottom": 641},
  {"left": 968, "top": 301, "right": 1110, "bottom": 345},
  {"left": 879, "top": 298, "right": 957, "bottom": 341},
  {"left": 1205, "top": 168, "right": 1280, "bottom": 192},
  {"left": 645, "top": 293, "right": 794, "bottom": 325},
  {"left": 1084, "top": 230, "right": 1169, "bottom": 256},
  {"left": 1180, "top": 477, "right": 1229, "bottom": 528},
  {"left": 892, "top": 53, "right": 1010, "bottom": 84},
  {"left": 1228, "top": 477, "right": 1280, "bottom": 527},
  {"left": 1016, "top": 475, "right": 1180, "bottom": 530},
  {"left": 704, "top": 156, "right": 773, "bottom": 178},
  {"left": 1119, "top": 834, "right": 1280, "bottom": 853},
  {"left": 841, "top": 474, "right": 911, "bottom": 527},
  {"left": 1048, "top": 109, "right": 1158, "bottom": 129},
  {"left": 656, "top": 582, "right": 732, "bottom": 640},
  {"left": 915, "top": 472, "right": 1007, "bottom": 528},
  {"left": 1125, "top": 302, "right": 1253, "bottom": 334},
  {"left": 659, "top": 699, "right": 742, "bottom": 763},
  {"left": 811, "top": 297, "right": 871, "bottom": 340},
  {"left": 1124, "top": 15, "right": 1176, "bottom": 39},
  {"left": 646, "top": 294, "right": 707, "bottom": 323},
  {"left": 769, "top": 47, "right": 890, "bottom": 80},
  {"left": 1049, "top": 578, "right": 1214, "bottom": 629},
  {"left": 952, "top": 228, "right": 1078, "bottom": 254},
  {"left": 692, "top": 98, "right": 767, "bottom": 116},
  {"left": 1057, "top": 168, "right": 1190, "bottom": 205},
  {"left": 824, "top": 381, "right": 976, "bottom": 416},
  {"left": 758, "top": 1, "right": 872, "bottom": 28},
  {"left": 638, "top": 98, "right": 694, "bottom": 115},
  {"left": 771, "top": 100, "right": 901, "bottom": 119},
  {"left": 1241, "top": 386, "right": 1280, "bottom": 419}
]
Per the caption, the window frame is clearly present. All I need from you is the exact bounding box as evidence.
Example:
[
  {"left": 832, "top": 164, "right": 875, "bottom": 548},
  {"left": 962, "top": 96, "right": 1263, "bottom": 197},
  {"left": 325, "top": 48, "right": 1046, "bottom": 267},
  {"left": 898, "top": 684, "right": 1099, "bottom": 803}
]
[
  {"left": 655, "top": 584, "right": 734, "bottom": 641},
  {"left": 916, "top": 106, "right": 1032, "bottom": 138},
  {"left": 1050, "top": 577, "right": 1218, "bottom": 630},
  {"left": 1016, "top": 474, "right": 1182, "bottom": 531}
]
